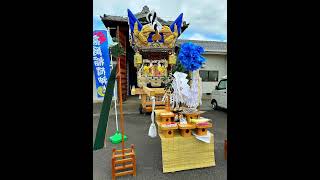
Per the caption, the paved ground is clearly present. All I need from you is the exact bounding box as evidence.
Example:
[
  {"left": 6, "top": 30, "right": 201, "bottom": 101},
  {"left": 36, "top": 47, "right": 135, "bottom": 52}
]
[{"left": 93, "top": 96, "right": 227, "bottom": 180}]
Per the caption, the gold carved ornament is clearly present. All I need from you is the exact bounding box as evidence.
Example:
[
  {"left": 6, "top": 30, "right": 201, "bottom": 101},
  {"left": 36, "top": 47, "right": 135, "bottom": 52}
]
[
  {"left": 134, "top": 22, "right": 153, "bottom": 46},
  {"left": 162, "top": 24, "right": 178, "bottom": 48},
  {"left": 133, "top": 22, "right": 179, "bottom": 48}
]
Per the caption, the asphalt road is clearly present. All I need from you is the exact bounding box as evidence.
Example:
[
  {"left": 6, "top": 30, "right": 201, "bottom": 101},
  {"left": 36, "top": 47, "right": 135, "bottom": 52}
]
[{"left": 93, "top": 96, "right": 227, "bottom": 180}]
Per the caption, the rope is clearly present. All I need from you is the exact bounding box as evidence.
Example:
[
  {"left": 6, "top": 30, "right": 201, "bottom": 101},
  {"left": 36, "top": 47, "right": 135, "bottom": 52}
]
[
  {"left": 148, "top": 96, "right": 157, "bottom": 138},
  {"left": 114, "top": 82, "right": 118, "bottom": 131}
]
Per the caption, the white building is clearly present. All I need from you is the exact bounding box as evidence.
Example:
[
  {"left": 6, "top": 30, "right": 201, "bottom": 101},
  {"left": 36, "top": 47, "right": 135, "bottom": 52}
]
[
  {"left": 176, "top": 39, "right": 227, "bottom": 94},
  {"left": 93, "top": 39, "right": 227, "bottom": 102}
]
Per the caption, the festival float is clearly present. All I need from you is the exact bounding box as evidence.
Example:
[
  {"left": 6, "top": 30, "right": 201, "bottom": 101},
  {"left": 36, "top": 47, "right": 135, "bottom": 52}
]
[{"left": 128, "top": 8, "right": 216, "bottom": 173}]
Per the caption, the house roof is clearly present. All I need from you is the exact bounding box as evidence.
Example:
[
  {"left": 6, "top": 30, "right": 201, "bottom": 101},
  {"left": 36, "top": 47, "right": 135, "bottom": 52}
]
[
  {"left": 100, "top": 14, "right": 173, "bottom": 26},
  {"left": 100, "top": 5, "right": 189, "bottom": 30},
  {"left": 133, "top": 6, "right": 173, "bottom": 26},
  {"left": 101, "top": 15, "right": 127, "bottom": 22},
  {"left": 176, "top": 39, "right": 227, "bottom": 55}
]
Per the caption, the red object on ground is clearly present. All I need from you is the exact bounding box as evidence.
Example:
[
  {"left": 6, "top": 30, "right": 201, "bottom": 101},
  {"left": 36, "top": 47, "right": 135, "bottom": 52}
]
[{"left": 196, "top": 122, "right": 209, "bottom": 126}]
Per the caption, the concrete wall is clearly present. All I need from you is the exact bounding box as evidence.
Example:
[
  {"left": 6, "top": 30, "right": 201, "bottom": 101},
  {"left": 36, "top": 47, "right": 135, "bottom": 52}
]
[{"left": 200, "top": 54, "right": 227, "bottom": 94}]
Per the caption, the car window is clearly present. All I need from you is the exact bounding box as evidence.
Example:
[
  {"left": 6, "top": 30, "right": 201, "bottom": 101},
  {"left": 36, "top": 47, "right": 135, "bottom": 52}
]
[{"left": 217, "top": 79, "right": 227, "bottom": 90}]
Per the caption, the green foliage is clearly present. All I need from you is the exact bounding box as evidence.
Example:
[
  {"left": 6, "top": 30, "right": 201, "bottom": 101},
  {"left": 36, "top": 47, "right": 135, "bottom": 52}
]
[
  {"left": 172, "top": 59, "right": 186, "bottom": 74},
  {"left": 110, "top": 38, "right": 125, "bottom": 58}
]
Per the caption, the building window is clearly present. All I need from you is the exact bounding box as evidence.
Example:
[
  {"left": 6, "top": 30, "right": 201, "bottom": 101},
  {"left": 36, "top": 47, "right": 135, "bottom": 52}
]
[{"left": 200, "top": 70, "right": 219, "bottom": 82}]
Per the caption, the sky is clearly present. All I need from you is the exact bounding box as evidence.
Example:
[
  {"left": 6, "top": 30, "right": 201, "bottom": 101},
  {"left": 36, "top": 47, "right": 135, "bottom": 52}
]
[{"left": 93, "top": 0, "right": 227, "bottom": 42}]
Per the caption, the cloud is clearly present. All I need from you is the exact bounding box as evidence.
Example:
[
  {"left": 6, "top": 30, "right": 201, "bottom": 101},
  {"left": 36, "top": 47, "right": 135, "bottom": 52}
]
[
  {"left": 180, "top": 32, "right": 226, "bottom": 42},
  {"left": 93, "top": 0, "right": 227, "bottom": 40},
  {"left": 180, "top": 33, "right": 222, "bottom": 41}
]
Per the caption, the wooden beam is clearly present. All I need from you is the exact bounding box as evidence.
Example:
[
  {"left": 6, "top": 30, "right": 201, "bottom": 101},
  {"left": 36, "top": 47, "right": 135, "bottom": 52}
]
[
  {"left": 113, "top": 152, "right": 134, "bottom": 158},
  {"left": 115, "top": 148, "right": 132, "bottom": 153},
  {"left": 133, "top": 87, "right": 166, "bottom": 95},
  {"left": 114, "top": 164, "right": 133, "bottom": 171},
  {"left": 142, "top": 86, "right": 156, "bottom": 96},
  {"left": 115, "top": 170, "right": 134, "bottom": 176},
  {"left": 145, "top": 101, "right": 166, "bottom": 106},
  {"left": 115, "top": 158, "right": 133, "bottom": 164}
]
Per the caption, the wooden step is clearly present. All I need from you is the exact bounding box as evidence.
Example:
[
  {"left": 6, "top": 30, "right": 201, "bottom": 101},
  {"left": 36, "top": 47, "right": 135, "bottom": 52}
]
[
  {"left": 114, "top": 152, "right": 134, "bottom": 158},
  {"left": 114, "top": 164, "right": 133, "bottom": 171},
  {"left": 145, "top": 106, "right": 166, "bottom": 111},
  {"left": 115, "top": 148, "right": 132, "bottom": 153},
  {"left": 145, "top": 101, "right": 166, "bottom": 105},
  {"left": 115, "top": 170, "right": 134, "bottom": 177},
  {"left": 114, "top": 158, "right": 133, "bottom": 164}
]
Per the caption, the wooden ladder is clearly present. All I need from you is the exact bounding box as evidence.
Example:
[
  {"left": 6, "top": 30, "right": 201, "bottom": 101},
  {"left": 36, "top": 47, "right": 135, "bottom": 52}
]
[{"left": 111, "top": 144, "right": 136, "bottom": 180}]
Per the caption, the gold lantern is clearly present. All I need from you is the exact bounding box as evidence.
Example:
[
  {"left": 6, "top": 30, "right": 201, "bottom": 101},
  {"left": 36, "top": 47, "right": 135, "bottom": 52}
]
[
  {"left": 169, "top": 54, "right": 177, "bottom": 65},
  {"left": 134, "top": 52, "right": 142, "bottom": 68}
]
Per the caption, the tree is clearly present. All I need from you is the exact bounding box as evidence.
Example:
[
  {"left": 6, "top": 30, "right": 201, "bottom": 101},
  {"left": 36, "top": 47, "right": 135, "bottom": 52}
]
[{"left": 110, "top": 37, "right": 125, "bottom": 58}]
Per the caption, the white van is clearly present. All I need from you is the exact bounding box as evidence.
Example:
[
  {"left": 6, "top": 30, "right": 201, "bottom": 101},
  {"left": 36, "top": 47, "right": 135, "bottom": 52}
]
[{"left": 211, "top": 76, "right": 227, "bottom": 109}]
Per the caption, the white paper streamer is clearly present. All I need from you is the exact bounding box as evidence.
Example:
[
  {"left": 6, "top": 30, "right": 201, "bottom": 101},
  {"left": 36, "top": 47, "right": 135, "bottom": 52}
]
[{"left": 171, "top": 71, "right": 202, "bottom": 109}]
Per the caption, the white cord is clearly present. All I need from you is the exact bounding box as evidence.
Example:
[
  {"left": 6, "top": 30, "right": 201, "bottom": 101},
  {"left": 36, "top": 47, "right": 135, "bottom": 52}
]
[
  {"left": 148, "top": 96, "right": 157, "bottom": 138},
  {"left": 114, "top": 82, "right": 118, "bottom": 131},
  {"left": 151, "top": 96, "right": 155, "bottom": 116},
  {"left": 110, "top": 61, "right": 119, "bottom": 132}
]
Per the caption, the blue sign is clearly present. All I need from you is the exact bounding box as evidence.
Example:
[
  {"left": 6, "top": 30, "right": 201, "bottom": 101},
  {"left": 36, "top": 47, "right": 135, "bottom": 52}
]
[{"left": 93, "top": 30, "right": 111, "bottom": 97}]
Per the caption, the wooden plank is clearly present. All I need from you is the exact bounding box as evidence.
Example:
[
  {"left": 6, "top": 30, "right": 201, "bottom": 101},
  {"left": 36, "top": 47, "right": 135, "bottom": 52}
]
[
  {"left": 144, "top": 106, "right": 166, "bottom": 111},
  {"left": 115, "top": 170, "right": 134, "bottom": 176},
  {"left": 115, "top": 158, "right": 133, "bottom": 164},
  {"left": 195, "top": 122, "right": 213, "bottom": 129},
  {"left": 159, "top": 124, "right": 178, "bottom": 130},
  {"left": 145, "top": 106, "right": 166, "bottom": 109},
  {"left": 145, "top": 101, "right": 166, "bottom": 105},
  {"left": 134, "top": 88, "right": 144, "bottom": 95},
  {"left": 178, "top": 123, "right": 196, "bottom": 129},
  {"left": 114, "top": 152, "right": 134, "bottom": 158},
  {"left": 134, "top": 88, "right": 165, "bottom": 95},
  {"left": 147, "top": 88, "right": 165, "bottom": 95},
  {"left": 114, "top": 164, "right": 133, "bottom": 171},
  {"left": 156, "top": 119, "right": 161, "bottom": 126},
  {"left": 141, "top": 94, "right": 146, "bottom": 108},
  {"left": 142, "top": 86, "right": 155, "bottom": 96},
  {"left": 160, "top": 111, "right": 175, "bottom": 117},
  {"left": 119, "top": 53, "right": 127, "bottom": 101},
  {"left": 115, "top": 148, "right": 132, "bottom": 153}
]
